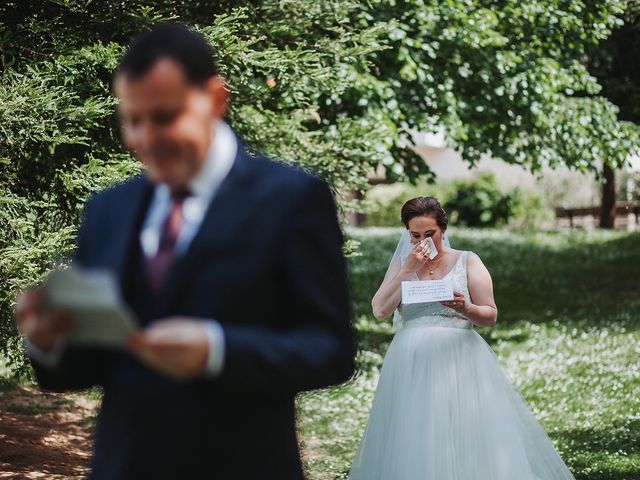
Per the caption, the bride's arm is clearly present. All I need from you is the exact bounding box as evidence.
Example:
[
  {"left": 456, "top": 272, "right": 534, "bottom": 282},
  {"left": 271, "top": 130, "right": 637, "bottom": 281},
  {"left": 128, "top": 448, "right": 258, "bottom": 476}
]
[
  {"left": 371, "top": 257, "right": 416, "bottom": 320},
  {"left": 464, "top": 252, "right": 498, "bottom": 327}
]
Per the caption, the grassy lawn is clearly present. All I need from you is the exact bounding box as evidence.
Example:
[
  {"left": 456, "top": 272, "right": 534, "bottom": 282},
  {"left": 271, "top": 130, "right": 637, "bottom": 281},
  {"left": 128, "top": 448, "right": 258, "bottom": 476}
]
[{"left": 297, "top": 227, "right": 640, "bottom": 480}]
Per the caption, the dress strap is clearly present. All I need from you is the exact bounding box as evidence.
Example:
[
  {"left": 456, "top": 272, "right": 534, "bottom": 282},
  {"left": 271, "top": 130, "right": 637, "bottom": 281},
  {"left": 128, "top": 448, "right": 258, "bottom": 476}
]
[
  {"left": 461, "top": 251, "right": 470, "bottom": 272},
  {"left": 454, "top": 250, "right": 468, "bottom": 269}
]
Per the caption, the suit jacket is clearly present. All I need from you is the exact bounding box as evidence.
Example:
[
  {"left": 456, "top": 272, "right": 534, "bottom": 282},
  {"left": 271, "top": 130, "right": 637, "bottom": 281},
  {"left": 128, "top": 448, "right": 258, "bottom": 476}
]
[{"left": 31, "top": 146, "right": 355, "bottom": 480}]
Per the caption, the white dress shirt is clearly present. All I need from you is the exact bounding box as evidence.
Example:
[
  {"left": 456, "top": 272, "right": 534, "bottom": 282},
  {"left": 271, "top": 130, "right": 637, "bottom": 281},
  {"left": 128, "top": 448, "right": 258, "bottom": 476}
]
[{"left": 27, "top": 120, "right": 237, "bottom": 377}]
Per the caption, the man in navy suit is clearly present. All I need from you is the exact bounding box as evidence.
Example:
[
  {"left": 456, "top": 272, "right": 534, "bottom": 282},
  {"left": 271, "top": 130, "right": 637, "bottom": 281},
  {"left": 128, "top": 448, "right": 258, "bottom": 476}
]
[{"left": 16, "top": 23, "right": 354, "bottom": 479}]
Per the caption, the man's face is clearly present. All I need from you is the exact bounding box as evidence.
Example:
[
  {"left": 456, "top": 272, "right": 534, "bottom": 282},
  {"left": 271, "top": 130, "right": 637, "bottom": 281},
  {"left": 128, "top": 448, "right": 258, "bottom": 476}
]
[{"left": 114, "top": 58, "right": 227, "bottom": 191}]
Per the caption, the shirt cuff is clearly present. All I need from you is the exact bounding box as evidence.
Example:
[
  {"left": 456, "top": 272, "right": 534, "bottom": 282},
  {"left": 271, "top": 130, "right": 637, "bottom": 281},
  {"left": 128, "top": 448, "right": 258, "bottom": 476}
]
[
  {"left": 23, "top": 337, "right": 66, "bottom": 368},
  {"left": 203, "top": 320, "right": 225, "bottom": 377}
]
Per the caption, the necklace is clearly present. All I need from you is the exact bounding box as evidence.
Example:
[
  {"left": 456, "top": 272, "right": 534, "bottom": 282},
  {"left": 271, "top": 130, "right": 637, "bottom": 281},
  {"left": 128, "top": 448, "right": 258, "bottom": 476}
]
[{"left": 425, "top": 252, "right": 446, "bottom": 276}]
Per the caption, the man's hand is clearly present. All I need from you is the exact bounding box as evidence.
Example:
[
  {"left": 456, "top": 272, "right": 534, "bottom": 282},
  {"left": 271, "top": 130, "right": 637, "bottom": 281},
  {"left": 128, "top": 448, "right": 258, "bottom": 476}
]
[
  {"left": 15, "top": 289, "right": 72, "bottom": 352},
  {"left": 126, "top": 317, "right": 210, "bottom": 380}
]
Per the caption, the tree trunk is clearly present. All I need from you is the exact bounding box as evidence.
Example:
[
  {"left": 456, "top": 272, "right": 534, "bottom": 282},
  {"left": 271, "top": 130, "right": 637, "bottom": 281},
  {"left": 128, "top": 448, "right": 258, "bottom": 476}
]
[{"left": 600, "top": 163, "right": 616, "bottom": 229}]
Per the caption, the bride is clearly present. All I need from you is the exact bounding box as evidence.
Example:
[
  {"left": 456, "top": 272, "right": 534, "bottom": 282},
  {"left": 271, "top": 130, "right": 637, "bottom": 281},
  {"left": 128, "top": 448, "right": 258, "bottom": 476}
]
[{"left": 349, "top": 196, "right": 575, "bottom": 480}]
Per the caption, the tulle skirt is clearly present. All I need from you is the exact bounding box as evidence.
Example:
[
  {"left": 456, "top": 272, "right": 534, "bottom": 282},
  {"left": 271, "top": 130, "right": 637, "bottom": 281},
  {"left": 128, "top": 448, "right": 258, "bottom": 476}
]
[{"left": 349, "top": 322, "right": 576, "bottom": 480}]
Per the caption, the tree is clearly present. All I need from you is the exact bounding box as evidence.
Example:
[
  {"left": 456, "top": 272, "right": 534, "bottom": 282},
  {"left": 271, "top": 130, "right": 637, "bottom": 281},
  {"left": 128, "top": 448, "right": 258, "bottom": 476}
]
[
  {"left": 328, "top": 0, "right": 639, "bottom": 185},
  {"left": 0, "top": 0, "right": 388, "bottom": 374},
  {"left": 588, "top": 0, "right": 640, "bottom": 228}
]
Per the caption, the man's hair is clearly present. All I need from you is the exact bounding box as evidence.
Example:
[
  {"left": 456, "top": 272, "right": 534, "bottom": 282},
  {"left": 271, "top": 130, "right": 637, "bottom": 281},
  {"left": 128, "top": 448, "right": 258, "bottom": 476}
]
[{"left": 116, "top": 23, "right": 218, "bottom": 84}]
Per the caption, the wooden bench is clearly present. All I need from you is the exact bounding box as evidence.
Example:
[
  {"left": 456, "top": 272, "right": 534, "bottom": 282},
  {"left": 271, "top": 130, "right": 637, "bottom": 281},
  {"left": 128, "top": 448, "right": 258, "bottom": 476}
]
[{"left": 555, "top": 202, "right": 640, "bottom": 230}]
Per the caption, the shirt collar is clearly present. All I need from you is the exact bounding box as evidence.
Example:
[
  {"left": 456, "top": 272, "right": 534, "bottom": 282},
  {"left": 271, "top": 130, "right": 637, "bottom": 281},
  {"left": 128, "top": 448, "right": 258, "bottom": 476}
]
[
  {"left": 155, "top": 120, "right": 238, "bottom": 201},
  {"left": 189, "top": 120, "right": 237, "bottom": 200}
]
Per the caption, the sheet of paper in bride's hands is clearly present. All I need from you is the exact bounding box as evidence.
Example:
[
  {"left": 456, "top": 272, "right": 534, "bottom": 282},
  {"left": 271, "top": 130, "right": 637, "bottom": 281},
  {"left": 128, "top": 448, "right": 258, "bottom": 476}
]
[
  {"left": 401, "top": 278, "right": 454, "bottom": 304},
  {"left": 44, "top": 268, "right": 138, "bottom": 346}
]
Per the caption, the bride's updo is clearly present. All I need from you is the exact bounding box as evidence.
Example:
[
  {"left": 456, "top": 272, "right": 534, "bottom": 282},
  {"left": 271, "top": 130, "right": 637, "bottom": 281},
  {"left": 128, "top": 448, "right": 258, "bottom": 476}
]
[{"left": 401, "top": 197, "right": 448, "bottom": 230}]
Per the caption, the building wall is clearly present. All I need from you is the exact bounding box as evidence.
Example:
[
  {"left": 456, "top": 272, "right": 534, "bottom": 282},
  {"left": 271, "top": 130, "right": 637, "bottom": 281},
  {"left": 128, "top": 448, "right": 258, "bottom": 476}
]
[{"left": 412, "top": 144, "right": 601, "bottom": 209}]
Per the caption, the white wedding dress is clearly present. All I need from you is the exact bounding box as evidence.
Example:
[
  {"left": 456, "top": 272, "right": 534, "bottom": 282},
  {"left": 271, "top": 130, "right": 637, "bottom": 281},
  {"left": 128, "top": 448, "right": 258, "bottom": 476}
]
[{"left": 349, "top": 251, "right": 576, "bottom": 480}]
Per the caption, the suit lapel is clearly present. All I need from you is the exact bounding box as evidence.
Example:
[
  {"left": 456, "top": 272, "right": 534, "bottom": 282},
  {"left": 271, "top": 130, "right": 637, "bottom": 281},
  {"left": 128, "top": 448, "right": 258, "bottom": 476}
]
[
  {"left": 109, "top": 176, "right": 154, "bottom": 286},
  {"left": 160, "top": 146, "right": 254, "bottom": 309}
]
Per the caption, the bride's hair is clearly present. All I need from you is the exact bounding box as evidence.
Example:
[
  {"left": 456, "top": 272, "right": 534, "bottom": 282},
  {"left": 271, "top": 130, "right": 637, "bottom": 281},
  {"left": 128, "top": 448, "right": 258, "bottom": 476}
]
[{"left": 401, "top": 196, "right": 448, "bottom": 230}]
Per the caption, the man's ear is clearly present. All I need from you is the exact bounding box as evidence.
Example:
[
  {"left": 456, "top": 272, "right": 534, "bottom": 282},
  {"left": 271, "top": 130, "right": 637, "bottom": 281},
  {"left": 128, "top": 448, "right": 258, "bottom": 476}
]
[{"left": 206, "top": 75, "right": 229, "bottom": 120}]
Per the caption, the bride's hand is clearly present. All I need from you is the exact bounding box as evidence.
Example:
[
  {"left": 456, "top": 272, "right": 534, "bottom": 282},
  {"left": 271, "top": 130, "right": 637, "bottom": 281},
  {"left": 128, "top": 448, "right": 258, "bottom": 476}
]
[
  {"left": 441, "top": 291, "right": 468, "bottom": 315},
  {"left": 401, "top": 241, "right": 431, "bottom": 274}
]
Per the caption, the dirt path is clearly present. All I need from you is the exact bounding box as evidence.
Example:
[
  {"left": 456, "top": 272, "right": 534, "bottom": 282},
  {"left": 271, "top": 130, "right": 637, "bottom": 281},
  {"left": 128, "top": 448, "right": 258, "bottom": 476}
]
[{"left": 0, "top": 385, "right": 98, "bottom": 479}]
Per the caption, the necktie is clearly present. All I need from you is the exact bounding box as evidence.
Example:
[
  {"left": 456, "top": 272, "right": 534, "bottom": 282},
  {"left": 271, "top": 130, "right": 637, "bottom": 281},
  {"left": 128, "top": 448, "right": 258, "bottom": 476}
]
[{"left": 146, "top": 190, "right": 190, "bottom": 292}]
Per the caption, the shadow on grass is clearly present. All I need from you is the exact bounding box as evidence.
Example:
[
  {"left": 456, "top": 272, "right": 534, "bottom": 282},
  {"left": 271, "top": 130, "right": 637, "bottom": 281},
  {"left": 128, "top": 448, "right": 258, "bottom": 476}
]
[
  {"left": 478, "top": 328, "right": 532, "bottom": 348},
  {"left": 552, "top": 420, "right": 640, "bottom": 456},
  {"left": 552, "top": 418, "right": 639, "bottom": 480},
  {"left": 355, "top": 329, "right": 392, "bottom": 357},
  {"left": 573, "top": 471, "right": 640, "bottom": 480}
]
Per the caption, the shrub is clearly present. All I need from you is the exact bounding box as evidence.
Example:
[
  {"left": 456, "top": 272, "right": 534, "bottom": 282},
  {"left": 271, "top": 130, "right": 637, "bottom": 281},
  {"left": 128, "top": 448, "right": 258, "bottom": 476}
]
[
  {"left": 362, "top": 181, "right": 452, "bottom": 227},
  {"left": 510, "top": 189, "right": 555, "bottom": 230},
  {"left": 444, "top": 173, "right": 519, "bottom": 228},
  {"left": 364, "top": 173, "right": 553, "bottom": 229},
  {"left": 0, "top": 1, "right": 388, "bottom": 378}
]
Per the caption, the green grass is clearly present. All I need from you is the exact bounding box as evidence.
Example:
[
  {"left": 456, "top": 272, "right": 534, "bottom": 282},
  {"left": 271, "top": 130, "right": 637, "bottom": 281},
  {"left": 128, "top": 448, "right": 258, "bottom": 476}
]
[
  {"left": 297, "top": 227, "right": 640, "bottom": 480},
  {"left": 0, "top": 355, "right": 20, "bottom": 392}
]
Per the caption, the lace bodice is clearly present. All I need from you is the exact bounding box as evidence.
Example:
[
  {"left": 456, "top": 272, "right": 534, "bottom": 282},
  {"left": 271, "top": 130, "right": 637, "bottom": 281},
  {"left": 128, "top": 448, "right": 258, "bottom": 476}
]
[{"left": 399, "top": 251, "right": 473, "bottom": 330}]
